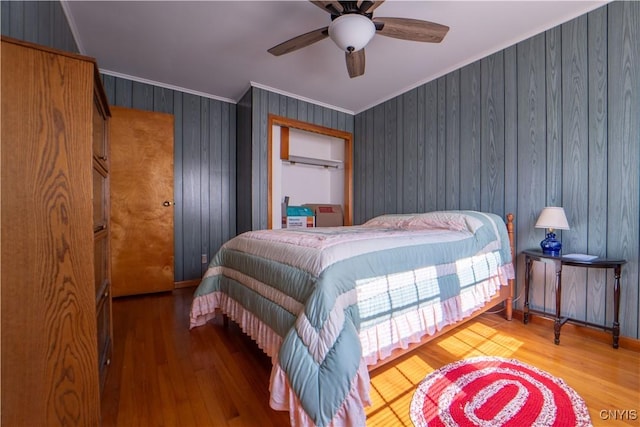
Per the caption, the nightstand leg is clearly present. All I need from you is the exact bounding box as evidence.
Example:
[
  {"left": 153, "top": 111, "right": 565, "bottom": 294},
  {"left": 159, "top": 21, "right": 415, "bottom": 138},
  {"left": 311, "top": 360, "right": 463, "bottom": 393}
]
[
  {"left": 613, "top": 265, "right": 621, "bottom": 349},
  {"left": 554, "top": 262, "right": 562, "bottom": 345},
  {"left": 523, "top": 256, "right": 532, "bottom": 324}
]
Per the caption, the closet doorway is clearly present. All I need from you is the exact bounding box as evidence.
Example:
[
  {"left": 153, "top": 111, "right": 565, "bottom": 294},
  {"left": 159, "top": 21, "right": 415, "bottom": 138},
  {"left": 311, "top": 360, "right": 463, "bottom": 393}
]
[{"left": 267, "top": 115, "right": 353, "bottom": 228}]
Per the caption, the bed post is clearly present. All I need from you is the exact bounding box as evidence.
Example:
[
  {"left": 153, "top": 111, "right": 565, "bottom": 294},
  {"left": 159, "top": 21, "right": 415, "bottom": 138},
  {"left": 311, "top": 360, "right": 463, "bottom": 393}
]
[{"left": 506, "top": 213, "right": 515, "bottom": 321}]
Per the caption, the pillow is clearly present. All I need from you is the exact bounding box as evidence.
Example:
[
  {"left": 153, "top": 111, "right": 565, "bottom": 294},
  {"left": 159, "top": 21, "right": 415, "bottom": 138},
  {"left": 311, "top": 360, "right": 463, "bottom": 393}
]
[
  {"left": 362, "top": 214, "right": 415, "bottom": 228},
  {"left": 403, "top": 211, "right": 483, "bottom": 233}
]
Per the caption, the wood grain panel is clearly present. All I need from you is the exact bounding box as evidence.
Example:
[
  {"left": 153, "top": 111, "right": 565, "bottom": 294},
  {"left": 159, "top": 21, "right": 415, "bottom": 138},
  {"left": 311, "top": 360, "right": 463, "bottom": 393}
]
[
  {"left": 403, "top": 89, "right": 418, "bottom": 213},
  {"left": 181, "top": 94, "right": 203, "bottom": 279},
  {"left": 436, "top": 77, "right": 447, "bottom": 210},
  {"left": 393, "top": 98, "right": 403, "bottom": 214},
  {"left": 586, "top": 6, "right": 609, "bottom": 327},
  {"left": 384, "top": 99, "right": 398, "bottom": 214},
  {"left": 1, "top": 0, "right": 78, "bottom": 53},
  {"left": 416, "top": 85, "right": 426, "bottom": 212},
  {"left": 517, "top": 34, "right": 547, "bottom": 311},
  {"left": 543, "top": 26, "right": 563, "bottom": 313},
  {"left": 132, "top": 81, "right": 154, "bottom": 110},
  {"left": 480, "top": 52, "right": 505, "bottom": 216},
  {"left": 2, "top": 37, "right": 100, "bottom": 426},
  {"left": 561, "top": 16, "right": 589, "bottom": 320},
  {"left": 373, "top": 103, "right": 385, "bottom": 217},
  {"left": 460, "top": 62, "right": 481, "bottom": 211},
  {"left": 351, "top": 2, "right": 638, "bottom": 339},
  {"left": 608, "top": 1, "right": 640, "bottom": 338},
  {"left": 365, "top": 107, "right": 375, "bottom": 218},
  {"left": 200, "top": 98, "right": 211, "bottom": 276},
  {"left": 445, "top": 71, "right": 460, "bottom": 210},
  {"left": 424, "top": 80, "right": 439, "bottom": 212},
  {"left": 353, "top": 113, "right": 365, "bottom": 224}
]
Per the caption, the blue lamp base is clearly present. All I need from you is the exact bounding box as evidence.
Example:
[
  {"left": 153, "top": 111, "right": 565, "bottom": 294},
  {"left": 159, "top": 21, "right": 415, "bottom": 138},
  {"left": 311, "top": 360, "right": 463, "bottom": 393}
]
[{"left": 540, "top": 231, "right": 562, "bottom": 256}]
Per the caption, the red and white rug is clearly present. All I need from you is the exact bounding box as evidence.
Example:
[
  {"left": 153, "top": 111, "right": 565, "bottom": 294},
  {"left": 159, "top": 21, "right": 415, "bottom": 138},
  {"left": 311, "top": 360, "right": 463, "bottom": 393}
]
[{"left": 410, "top": 356, "right": 592, "bottom": 427}]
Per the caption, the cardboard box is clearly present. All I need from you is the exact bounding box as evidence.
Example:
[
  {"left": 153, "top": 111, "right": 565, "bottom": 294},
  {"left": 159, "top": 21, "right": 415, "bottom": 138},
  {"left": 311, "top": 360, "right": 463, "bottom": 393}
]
[
  {"left": 283, "top": 206, "right": 315, "bottom": 228},
  {"left": 303, "top": 204, "right": 343, "bottom": 227}
]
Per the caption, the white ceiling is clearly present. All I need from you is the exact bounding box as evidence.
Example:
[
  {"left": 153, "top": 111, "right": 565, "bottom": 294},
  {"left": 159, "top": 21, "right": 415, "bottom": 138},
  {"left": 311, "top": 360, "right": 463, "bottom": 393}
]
[{"left": 63, "top": 0, "right": 608, "bottom": 114}]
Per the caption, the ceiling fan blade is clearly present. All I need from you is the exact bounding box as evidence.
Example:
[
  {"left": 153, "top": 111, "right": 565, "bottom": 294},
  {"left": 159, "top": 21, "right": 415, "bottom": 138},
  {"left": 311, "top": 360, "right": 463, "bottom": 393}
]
[
  {"left": 358, "top": 0, "right": 384, "bottom": 14},
  {"left": 268, "top": 27, "right": 329, "bottom": 56},
  {"left": 345, "top": 49, "right": 365, "bottom": 78},
  {"left": 374, "top": 17, "right": 449, "bottom": 43},
  {"left": 309, "top": 1, "right": 343, "bottom": 15}
]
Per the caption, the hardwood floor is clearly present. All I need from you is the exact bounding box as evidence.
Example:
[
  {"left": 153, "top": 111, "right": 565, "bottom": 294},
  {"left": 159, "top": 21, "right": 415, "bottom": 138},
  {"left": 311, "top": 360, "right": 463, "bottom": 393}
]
[{"left": 101, "top": 288, "right": 639, "bottom": 426}]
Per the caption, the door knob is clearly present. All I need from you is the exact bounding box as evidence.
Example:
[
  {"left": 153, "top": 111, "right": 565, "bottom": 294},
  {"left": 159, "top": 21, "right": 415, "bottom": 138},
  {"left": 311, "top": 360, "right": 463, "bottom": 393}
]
[{"left": 163, "top": 201, "right": 174, "bottom": 207}]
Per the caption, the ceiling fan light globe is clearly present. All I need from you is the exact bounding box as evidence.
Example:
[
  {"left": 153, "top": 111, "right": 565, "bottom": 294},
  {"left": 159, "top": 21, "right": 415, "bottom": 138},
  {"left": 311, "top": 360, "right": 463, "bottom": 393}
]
[{"left": 328, "top": 14, "right": 376, "bottom": 52}]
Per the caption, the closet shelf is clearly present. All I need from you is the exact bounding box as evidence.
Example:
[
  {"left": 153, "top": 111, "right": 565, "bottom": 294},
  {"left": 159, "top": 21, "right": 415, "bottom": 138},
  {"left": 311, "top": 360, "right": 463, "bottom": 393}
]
[{"left": 286, "top": 155, "right": 342, "bottom": 169}]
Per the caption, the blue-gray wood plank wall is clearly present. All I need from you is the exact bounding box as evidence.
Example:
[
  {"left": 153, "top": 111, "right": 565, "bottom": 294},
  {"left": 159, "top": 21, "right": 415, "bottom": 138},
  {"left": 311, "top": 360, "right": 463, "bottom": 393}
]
[{"left": 354, "top": 2, "right": 640, "bottom": 340}]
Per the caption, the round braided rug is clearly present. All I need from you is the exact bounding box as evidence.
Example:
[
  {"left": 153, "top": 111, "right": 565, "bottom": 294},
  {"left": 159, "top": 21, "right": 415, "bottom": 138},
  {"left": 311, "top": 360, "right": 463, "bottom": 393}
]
[{"left": 410, "top": 356, "right": 592, "bottom": 427}]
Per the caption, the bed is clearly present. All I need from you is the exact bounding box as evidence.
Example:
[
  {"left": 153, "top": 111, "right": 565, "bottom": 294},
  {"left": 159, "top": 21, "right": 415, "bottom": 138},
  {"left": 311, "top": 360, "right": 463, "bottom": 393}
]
[{"left": 190, "top": 210, "right": 515, "bottom": 427}]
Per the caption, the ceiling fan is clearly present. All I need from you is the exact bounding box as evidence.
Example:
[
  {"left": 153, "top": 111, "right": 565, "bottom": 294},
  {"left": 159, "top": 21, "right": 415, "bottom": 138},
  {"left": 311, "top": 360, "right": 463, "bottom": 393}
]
[{"left": 267, "top": 1, "right": 449, "bottom": 78}]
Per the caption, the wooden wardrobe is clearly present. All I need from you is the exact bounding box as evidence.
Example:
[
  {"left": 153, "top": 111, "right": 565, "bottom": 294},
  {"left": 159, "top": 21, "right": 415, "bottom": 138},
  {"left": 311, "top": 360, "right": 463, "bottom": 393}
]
[{"left": 1, "top": 37, "right": 112, "bottom": 425}]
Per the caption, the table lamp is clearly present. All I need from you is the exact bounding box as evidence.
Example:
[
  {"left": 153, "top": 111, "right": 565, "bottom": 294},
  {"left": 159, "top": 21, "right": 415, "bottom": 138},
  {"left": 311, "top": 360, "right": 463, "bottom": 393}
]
[{"left": 535, "top": 207, "right": 570, "bottom": 256}]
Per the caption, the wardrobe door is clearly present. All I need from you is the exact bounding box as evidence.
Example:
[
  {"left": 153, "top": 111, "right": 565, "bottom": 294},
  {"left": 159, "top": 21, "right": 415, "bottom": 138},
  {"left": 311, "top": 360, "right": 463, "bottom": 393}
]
[{"left": 1, "top": 37, "right": 101, "bottom": 426}]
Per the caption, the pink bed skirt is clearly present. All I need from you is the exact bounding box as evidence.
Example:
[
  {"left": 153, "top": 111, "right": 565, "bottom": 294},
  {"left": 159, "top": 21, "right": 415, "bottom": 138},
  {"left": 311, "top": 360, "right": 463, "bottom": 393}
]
[{"left": 189, "top": 263, "right": 514, "bottom": 426}]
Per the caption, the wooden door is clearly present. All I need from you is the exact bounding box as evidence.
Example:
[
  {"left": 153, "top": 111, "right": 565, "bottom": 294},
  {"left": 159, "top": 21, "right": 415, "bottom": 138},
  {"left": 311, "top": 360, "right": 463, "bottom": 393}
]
[{"left": 110, "top": 106, "right": 174, "bottom": 297}]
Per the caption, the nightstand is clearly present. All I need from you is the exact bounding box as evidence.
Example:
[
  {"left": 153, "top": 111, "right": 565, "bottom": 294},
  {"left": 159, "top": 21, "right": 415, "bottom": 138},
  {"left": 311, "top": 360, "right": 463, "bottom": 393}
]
[{"left": 522, "top": 249, "right": 626, "bottom": 348}]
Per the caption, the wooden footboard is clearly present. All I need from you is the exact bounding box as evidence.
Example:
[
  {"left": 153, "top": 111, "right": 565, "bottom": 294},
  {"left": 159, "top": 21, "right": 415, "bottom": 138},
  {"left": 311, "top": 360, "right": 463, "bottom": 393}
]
[{"left": 368, "top": 213, "right": 515, "bottom": 371}]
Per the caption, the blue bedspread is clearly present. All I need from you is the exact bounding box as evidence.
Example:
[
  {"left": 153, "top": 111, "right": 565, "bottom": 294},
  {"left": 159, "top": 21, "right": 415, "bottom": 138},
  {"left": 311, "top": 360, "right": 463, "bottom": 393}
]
[{"left": 190, "top": 211, "right": 514, "bottom": 426}]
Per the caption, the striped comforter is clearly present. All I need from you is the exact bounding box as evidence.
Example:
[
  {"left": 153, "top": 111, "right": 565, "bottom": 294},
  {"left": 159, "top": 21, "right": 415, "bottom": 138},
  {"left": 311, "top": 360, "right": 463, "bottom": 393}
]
[{"left": 190, "top": 211, "right": 514, "bottom": 426}]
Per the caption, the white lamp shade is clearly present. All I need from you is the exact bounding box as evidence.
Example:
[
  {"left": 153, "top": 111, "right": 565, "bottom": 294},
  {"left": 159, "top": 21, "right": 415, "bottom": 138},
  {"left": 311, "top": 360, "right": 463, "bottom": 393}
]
[
  {"left": 328, "top": 14, "right": 376, "bottom": 52},
  {"left": 535, "top": 207, "right": 570, "bottom": 230}
]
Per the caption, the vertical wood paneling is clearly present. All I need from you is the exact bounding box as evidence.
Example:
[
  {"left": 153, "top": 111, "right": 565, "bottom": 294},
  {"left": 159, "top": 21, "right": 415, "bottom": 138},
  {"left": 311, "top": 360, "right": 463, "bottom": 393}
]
[
  {"left": 153, "top": 87, "right": 173, "bottom": 114},
  {"left": 445, "top": 71, "right": 460, "bottom": 210},
  {"left": 480, "top": 52, "right": 505, "bottom": 217},
  {"left": 608, "top": 1, "right": 640, "bottom": 338},
  {"left": 424, "top": 81, "right": 439, "bottom": 212},
  {"left": 460, "top": 62, "right": 481, "bottom": 211},
  {"left": 561, "top": 16, "right": 589, "bottom": 320},
  {"left": 1, "top": 2, "right": 10, "bottom": 35},
  {"left": 36, "top": 1, "right": 53, "bottom": 49},
  {"left": 352, "top": 2, "right": 640, "bottom": 339},
  {"left": 416, "top": 86, "right": 426, "bottom": 213},
  {"left": 384, "top": 99, "right": 397, "bottom": 215},
  {"left": 543, "top": 26, "right": 563, "bottom": 312},
  {"left": 365, "top": 107, "right": 375, "bottom": 218},
  {"left": 503, "top": 46, "right": 519, "bottom": 230},
  {"left": 395, "top": 97, "right": 404, "bottom": 213},
  {"left": 173, "top": 92, "right": 184, "bottom": 281},
  {"left": 586, "top": 7, "right": 608, "bottom": 326},
  {"left": 437, "top": 77, "right": 447, "bottom": 210},
  {"left": 199, "top": 98, "right": 210, "bottom": 276},
  {"left": 237, "top": 89, "right": 253, "bottom": 234},
  {"left": 132, "top": 81, "right": 154, "bottom": 111},
  {"left": 372, "top": 104, "right": 385, "bottom": 217},
  {"left": 181, "top": 94, "right": 202, "bottom": 279},
  {"left": 353, "top": 113, "right": 365, "bottom": 224},
  {"left": 517, "top": 34, "right": 547, "bottom": 311},
  {"left": 1, "top": 0, "right": 77, "bottom": 53},
  {"left": 403, "top": 89, "right": 418, "bottom": 213}
]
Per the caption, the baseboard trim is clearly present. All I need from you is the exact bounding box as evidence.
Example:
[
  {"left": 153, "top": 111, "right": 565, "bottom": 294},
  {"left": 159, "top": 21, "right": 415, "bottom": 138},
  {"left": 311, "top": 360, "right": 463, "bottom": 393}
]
[
  {"left": 174, "top": 280, "right": 200, "bottom": 289},
  {"left": 512, "top": 309, "right": 640, "bottom": 352}
]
